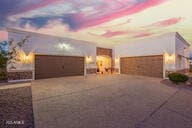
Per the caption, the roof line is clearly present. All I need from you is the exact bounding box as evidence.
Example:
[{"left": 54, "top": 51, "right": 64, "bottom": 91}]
[
  {"left": 175, "top": 32, "right": 190, "bottom": 46},
  {"left": 6, "top": 28, "right": 97, "bottom": 45}
]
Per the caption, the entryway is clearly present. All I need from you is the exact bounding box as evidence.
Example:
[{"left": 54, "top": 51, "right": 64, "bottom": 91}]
[
  {"left": 96, "top": 55, "right": 111, "bottom": 74},
  {"left": 96, "top": 47, "right": 113, "bottom": 74}
]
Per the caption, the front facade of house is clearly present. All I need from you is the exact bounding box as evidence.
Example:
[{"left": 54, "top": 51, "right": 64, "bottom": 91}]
[{"left": 3, "top": 28, "right": 190, "bottom": 82}]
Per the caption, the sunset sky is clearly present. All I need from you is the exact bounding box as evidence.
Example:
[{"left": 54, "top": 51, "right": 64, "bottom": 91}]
[{"left": 0, "top": 0, "right": 192, "bottom": 47}]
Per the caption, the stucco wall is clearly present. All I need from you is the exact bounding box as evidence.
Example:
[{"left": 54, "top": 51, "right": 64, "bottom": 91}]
[
  {"left": 6, "top": 29, "right": 190, "bottom": 80},
  {"left": 175, "top": 33, "right": 190, "bottom": 71},
  {"left": 114, "top": 34, "right": 176, "bottom": 57},
  {"left": 7, "top": 29, "right": 97, "bottom": 79},
  {"left": 114, "top": 33, "right": 176, "bottom": 75}
]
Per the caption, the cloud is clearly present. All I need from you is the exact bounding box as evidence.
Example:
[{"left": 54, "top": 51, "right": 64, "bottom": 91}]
[
  {"left": 89, "top": 30, "right": 128, "bottom": 38},
  {"left": 18, "top": 14, "right": 81, "bottom": 30},
  {"left": 100, "top": 18, "right": 132, "bottom": 29},
  {"left": 144, "top": 17, "right": 184, "bottom": 28},
  {"left": 76, "top": 0, "right": 166, "bottom": 30},
  {"left": 0, "top": 0, "right": 166, "bottom": 30},
  {"left": 100, "top": 30, "right": 128, "bottom": 38},
  {"left": 132, "top": 32, "right": 155, "bottom": 38},
  {"left": 89, "top": 28, "right": 156, "bottom": 38},
  {"left": 0, "top": 0, "right": 62, "bottom": 28}
]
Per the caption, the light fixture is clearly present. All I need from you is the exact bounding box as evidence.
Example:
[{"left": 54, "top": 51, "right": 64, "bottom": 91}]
[
  {"left": 115, "top": 57, "right": 120, "bottom": 63},
  {"left": 17, "top": 50, "right": 34, "bottom": 64},
  {"left": 58, "top": 43, "right": 70, "bottom": 50},
  {"left": 86, "top": 56, "right": 93, "bottom": 64},
  {"left": 164, "top": 52, "right": 175, "bottom": 64}
]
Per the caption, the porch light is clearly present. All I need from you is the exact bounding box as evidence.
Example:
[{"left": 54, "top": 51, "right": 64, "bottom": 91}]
[
  {"left": 23, "top": 52, "right": 34, "bottom": 64},
  {"left": 115, "top": 57, "right": 120, "bottom": 63},
  {"left": 164, "top": 52, "right": 175, "bottom": 64},
  {"left": 86, "top": 56, "right": 93, "bottom": 64},
  {"left": 18, "top": 50, "right": 34, "bottom": 64},
  {"left": 58, "top": 43, "right": 71, "bottom": 50},
  {"left": 24, "top": 55, "right": 29, "bottom": 62}
]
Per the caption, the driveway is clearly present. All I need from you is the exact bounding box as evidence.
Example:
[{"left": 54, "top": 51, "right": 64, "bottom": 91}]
[{"left": 31, "top": 75, "right": 192, "bottom": 128}]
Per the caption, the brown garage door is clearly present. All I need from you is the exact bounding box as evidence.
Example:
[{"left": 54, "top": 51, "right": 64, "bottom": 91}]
[
  {"left": 120, "top": 55, "right": 163, "bottom": 78},
  {"left": 35, "top": 55, "right": 84, "bottom": 79}
]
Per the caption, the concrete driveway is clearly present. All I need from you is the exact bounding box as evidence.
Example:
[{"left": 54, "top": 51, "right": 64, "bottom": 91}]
[{"left": 31, "top": 75, "right": 192, "bottom": 128}]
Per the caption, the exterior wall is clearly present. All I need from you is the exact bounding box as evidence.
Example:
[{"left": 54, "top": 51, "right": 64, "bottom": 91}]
[
  {"left": 114, "top": 33, "right": 176, "bottom": 77},
  {"left": 5, "top": 29, "right": 190, "bottom": 81},
  {"left": 7, "top": 70, "right": 33, "bottom": 82},
  {"left": 114, "top": 33, "right": 175, "bottom": 57},
  {"left": 7, "top": 29, "right": 97, "bottom": 81},
  {"left": 96, "top": 47, "right": 112, "bottom": 57},
  {"left": 175, "top": 33, "right": 190, "bottom": 72}
]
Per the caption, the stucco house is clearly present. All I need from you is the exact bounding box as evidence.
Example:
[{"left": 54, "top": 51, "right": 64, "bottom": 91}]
[{"left": 1, "top": 28, "right": 190, "bottom": 82}]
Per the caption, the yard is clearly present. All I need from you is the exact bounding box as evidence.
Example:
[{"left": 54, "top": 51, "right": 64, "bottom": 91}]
[{"left": 0, "top": 85, "right": 34, "bottom": 128}]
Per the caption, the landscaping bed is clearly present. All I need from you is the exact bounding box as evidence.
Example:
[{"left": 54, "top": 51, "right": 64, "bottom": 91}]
[
  {"left": 161, "top": 77, "right": 192, "bottom": 89},
  {"left": 0, "top": 86, "right": 34, "bottom": 128}
]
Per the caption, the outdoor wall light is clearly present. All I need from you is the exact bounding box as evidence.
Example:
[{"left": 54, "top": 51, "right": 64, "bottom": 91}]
[
  {"left": 58, "top": 43, "right": 70, "bottom": 50},
  {"left": 24, "top": 55, "right": 29, "bottom": 62},
  {"left": 18, "top": 50, "right": 34, "bottom": 64},
  {"left": 23, "top": 52, "right": 34, "bottom": 64},
  {"left": 115, "top": 57, "right": 120, "bottom": 63},
  {"left": 86, "top": 56, "right": 93, "bottom": 64},
  {"left": 164, "top": 52, "right": 175, "bottom": 64}
]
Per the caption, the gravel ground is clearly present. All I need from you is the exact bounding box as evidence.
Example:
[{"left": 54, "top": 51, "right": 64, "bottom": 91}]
[{"left": 0, "top": 86, "right": 34, "bottom": 128}]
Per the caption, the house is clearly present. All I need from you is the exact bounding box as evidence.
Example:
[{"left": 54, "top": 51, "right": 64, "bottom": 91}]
[{"left": 1, "top": 28, "right": 190, "bottom": 82}]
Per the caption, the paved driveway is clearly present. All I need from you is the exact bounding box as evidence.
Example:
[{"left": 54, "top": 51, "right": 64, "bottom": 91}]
[{"left": 31, "top": 75, "right": 192, "bottom": 128}]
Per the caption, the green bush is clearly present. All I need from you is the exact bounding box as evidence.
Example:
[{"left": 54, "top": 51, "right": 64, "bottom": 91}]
[{"left": 168, "top": 72, "right": 189, "bottom": 84}]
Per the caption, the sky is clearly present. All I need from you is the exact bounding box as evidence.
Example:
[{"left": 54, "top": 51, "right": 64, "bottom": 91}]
[{"left": 0, "top": 0, "right": 192, "bottom": 47}]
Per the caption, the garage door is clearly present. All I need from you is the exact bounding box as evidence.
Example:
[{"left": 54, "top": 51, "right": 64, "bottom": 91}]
[
  {"left": 120, "top": 55, "right": 163, "bottom": 78},
  {"left": 35, "top": 55, "right": 84, "bottom": 79}
]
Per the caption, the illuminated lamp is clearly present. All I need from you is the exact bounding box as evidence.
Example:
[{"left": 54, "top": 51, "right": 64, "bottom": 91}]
[
  {"left": 164, "top": 52, "right": 175, "bottom": 64},
  {"left": 86, "top": 56, "right": 93, "bottom": 64},
  {"left": 115, "top": 57, "right": 120, "bottom": 63}
]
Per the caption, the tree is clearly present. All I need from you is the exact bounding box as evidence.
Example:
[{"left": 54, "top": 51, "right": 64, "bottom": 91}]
[
  {"left": 0, "top": 36, "right": 29, "bottom": 80},
  {"left": 7, "top": 36, "right": 29, "bottom": 69},
  {"left": 0, "top": 41, "right": 8, "bottom": 80},
  {"left": 0, "top": 41, "right": 8, "bottom": 68}
]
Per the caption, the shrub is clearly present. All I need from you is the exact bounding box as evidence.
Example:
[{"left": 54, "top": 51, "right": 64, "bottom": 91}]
[{"left": 168, "top": 72, "right": 189, "bottom": 84}]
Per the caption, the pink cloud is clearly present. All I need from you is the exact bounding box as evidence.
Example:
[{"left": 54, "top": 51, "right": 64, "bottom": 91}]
[
  {"left": 144, "top": 17, "right": 184, "bottom": 28},
  {"left": 101, "top": 30, "right": 128, "bottom": 38},
  {"left": 1, "top": 0, "right": 167, "bottom": 31},
  {"left": 132, "top": 32, "right": 155, "bottom": 38},
  {"left": 101, "top": 18, "right": 132, "bottom": 29},
  {"left": 157, "top": 17, "right": 184, "bottom": 26},
  {"left": 79, "top": 0, "right": 166, "bottom": 29},
  {"left": 89, "top": 29, "right": 155, "bottom": 38},
  {"left": 88, "top": 30, "right": 128, "bottom": 38}
]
